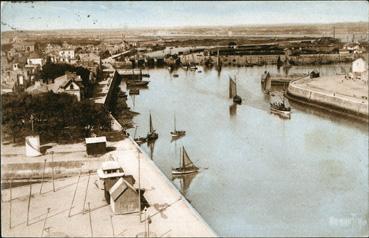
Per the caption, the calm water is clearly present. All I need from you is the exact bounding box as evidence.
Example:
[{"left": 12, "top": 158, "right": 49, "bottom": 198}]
[{"left": 124, "top": 64, "right": 368, "bottom": 237}]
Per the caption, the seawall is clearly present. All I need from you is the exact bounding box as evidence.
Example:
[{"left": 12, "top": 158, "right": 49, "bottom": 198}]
[
  {"left": 180, "top": 53, "right": 355, "bottom": 66},
  {"left": 287, "top": 76, "right": 368, "bottom": 122}
]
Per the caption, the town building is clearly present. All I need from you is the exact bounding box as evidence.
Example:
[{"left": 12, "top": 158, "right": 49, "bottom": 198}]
[
  {"left": 59, "top": 49, "right": 75, "bottom": 63},
  {"left": 25, "top": 81, "right": 48, "bottom": 95},
  {"left": 48, "top": 72, "right": 85, "bottom": 101},
  {"left": 352, "top": 58, "right": 368, "bottom": 81}
]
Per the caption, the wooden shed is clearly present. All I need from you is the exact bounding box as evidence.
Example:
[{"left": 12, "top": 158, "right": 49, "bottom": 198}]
[
  {"left": 85, "top": 136, "right": 106, "bottom": 155},
  {"left": 109, "top": 178, "right": 139, "bottom": 214}
]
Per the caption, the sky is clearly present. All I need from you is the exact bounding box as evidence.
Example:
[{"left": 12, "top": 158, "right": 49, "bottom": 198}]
[{"left": 1, "top": 1, "right": 368, "bottom": 32}]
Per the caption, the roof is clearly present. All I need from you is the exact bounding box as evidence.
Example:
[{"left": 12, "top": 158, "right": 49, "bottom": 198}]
[
  {"left": 101, "top": 161, "right": 121, "bottom": 170},
  {"left": 61, "top": 79, "right": 84, "bottom": 89},
  {"left": 25, "top": 82, "right": 48, "bottom": 94},
  {"left": 85, "top": 136, "right": 107, "bottom": 144},
  {"left": 109, "top": 177, "right": 137, "bottom": 201},
  {"left": 48, "top": 75, "right": 68, "bottom": 93},
  {"left": 48, "top": 73, "right": 83, "bottom": 92},
  {"left": 117, "top": 69, "right": 142, "bottom": 75},
  {"left": 28, "top": 52, "right": 41, "bottom": 59}
]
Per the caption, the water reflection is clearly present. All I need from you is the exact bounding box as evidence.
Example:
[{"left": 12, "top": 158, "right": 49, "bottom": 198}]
[
  {"left": 172, "top": 173, "right": 198, "bottom": 197},
  {"left": 147, "top": 140, "right": 155, "bottom": 160},
  {"left": 229, "top": 103, "right": 237, "bottom": 116}
]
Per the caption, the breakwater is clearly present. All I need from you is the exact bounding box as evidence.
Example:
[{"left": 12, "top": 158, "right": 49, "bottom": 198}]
[
  {"left": 287, "top": 77, "right": 368, "bottom": 122},
  {"left": 179, "top": 53, "right": 355, "bottom": 66}
]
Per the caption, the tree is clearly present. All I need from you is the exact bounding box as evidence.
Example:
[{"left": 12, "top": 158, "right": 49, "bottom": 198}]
[{"left": 2, "top": 92, "right": 112, "bottom": 144}]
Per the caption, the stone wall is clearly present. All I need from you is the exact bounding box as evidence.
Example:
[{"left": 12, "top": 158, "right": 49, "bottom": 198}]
[{"left": 288, "top": 80, "right": 368, "bottom": 117}]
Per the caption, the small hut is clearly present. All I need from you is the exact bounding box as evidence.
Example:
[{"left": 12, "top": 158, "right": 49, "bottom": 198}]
[
  {"left": 97, "top": 161, "right": 136, "bottom": 203},
  {"left": 85, "top": 136, "right": 106, "bottom": 155},
  {"left": 109, "top": 178, "right": 139, "bottom": 214}
]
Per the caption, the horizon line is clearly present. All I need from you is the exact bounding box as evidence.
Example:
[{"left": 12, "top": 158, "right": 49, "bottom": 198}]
[{"left": 1, "top": 20, "right": 367, "bottom": 34}]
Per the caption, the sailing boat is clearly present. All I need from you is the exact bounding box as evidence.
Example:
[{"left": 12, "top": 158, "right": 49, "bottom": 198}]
[
  {"left": 189, "top": 54, "right": 197, "bottom": 71},
  {"left": 229, "top": 76, "right": 242, "bottom": 104},
  {"left": 146, "top": 113, "right": 158, "bottom": 141},
  {"left": 172, "top": 146, "right": 199, "bottom": 175},
  {"left": 133, "top": 126, "right": 147, "bottom": 145},
  {"left": 170, "top": 114, "right": 186, "bottom": 139}
]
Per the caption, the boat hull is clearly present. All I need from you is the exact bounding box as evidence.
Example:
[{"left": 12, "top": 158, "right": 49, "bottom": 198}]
[
  {"left": 233, "top": 95, "right": 242, "bottom": 104},
  {"left": 126, "top": 81, "right": 149, "bottom": 87},
  {"left": 270, "top": 107, "right": 291, "bottom": 118},
  {"left": 172, "top": 168, "right": 199, "bottom": 175},
  {"left": 134, "top": 137, "right": 147, "bottom": 145},
  {"left": 147, "top": 132, "right": 158, "bottom": 141},
  {"left": 170, "top": 131, "right": 186, "bottom": 138}
]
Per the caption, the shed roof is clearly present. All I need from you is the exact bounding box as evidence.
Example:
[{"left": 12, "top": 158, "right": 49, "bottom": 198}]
[
  {"left": 85, "top": 136, "right": 107, "bottom": 144},
  {"left": 109, "top": 178, "right": 137, "bottom": 201}
]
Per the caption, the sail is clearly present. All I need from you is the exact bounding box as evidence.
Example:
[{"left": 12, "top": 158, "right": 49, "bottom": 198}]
[
  {"left": 182, "top": 147, "right": 198, "bottom": 169},
  {"left": 283, "top": 97, "right": 291, "bottom": 109},
  {"left": 264, "top": 73, "right": 271, "bottom": 92},
  {"left": 149, "top": 114, "right": 153, "bottom": 133},
  {"left": 229, "top": 77, "right": 237, "bottom": 98}
]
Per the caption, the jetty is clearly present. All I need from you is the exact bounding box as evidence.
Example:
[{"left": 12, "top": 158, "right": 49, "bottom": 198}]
[{"left": 287, "top": 74, "right": 368, "bottom": 122}]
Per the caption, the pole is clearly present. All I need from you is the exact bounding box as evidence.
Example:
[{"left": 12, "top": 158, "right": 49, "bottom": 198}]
[
  {"left": 68, "top": 171, "right": 81, "bottom": 217},
  {"left": 39, "top": 158, "right": 47, "bottom": 194},
  {"left": 88, "top": 202, "right": 93, "bottom": 237},
  {"left": 30, "top": 114, "right": 34, "bottom": 133},
  {"left": 9, "top": 179, "right": 12, "bottom": 229},
  {"left": 110, "top": 215, "right": 115, "bottom": 237},
  {"left": 51, "top": 151, "right": 55, "bottom": 192},
  {"left": 144, "top": 208, "right": 147, "bottom": 238},
  {"left": 146, "top": 212, "right": 151, "bottom": 237},
  {"left": 138, "top": 150, "right": 141, "bottom": 222},
  {"left": 83, "top": 171, "right": 91, "bottom": 214},
  {"left": 27, "top": 178, "right": 32, "bottom": 226},
  {"left": 41, "top": 208, "right": 50, "bottom": 237}
]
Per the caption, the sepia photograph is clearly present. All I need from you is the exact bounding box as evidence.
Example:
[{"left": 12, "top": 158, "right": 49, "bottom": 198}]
[{"left": 1, "top": 1, "right": 368, "bottom": 237}]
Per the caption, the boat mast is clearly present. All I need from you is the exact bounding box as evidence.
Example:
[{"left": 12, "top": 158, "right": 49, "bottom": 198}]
[
  {"left": 149, "top": 113, "right": 153, "bottom": 133},
  {"left": 134, "top": 126, "right": 138, "bottom": 139},
  {"left": 180, "top": 146, "right": 183, "bottom": 168},
  {"left": 174, "top": 113, "right": 176, "bottom": 132},
  {"left": 235, "top": 76, "right": 237, "bottom": 96}
]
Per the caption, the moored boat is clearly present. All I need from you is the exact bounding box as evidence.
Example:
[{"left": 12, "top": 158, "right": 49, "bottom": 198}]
[
  {"left": 147, "top": 113, "right": 158, "bottom": 141},
  {"left": 170, "top": 114, "right": 186, "bottom": 139},
  {"left": 229, "top": 76, "right": 242, "bottom": 104},
  {"left": 172, "top": 146, "right": 199, "bottom": 175},
  {"left": 126, "top": 80, "right": 149, "bottom": 87}
]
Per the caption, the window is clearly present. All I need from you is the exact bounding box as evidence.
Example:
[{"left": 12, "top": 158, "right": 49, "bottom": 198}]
[{"left": 70, "top": 83, "right": 74, "bottom": 90}]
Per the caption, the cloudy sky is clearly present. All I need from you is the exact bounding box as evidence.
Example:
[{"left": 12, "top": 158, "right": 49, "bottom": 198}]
[{"left": 1, "top": 1, "right": 368, "bottom": 31}]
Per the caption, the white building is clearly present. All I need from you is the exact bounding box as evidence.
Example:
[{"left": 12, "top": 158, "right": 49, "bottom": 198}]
[
  {"left": 59, "top": 49, "right": 75, "bottom": 63},
  {"left": 27, "top": 58, "right": 43, "bottom": 66},
  {"left": 352, "top": 58, "right": 368, "bottom": 81},
  {"left": 352, "top": 58, "right": 367, "bottom": 73}
]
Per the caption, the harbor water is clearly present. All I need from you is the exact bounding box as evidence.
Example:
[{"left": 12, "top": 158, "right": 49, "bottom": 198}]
[{"left": 125, "top": 64, "right": 368, "bottom": 237}]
